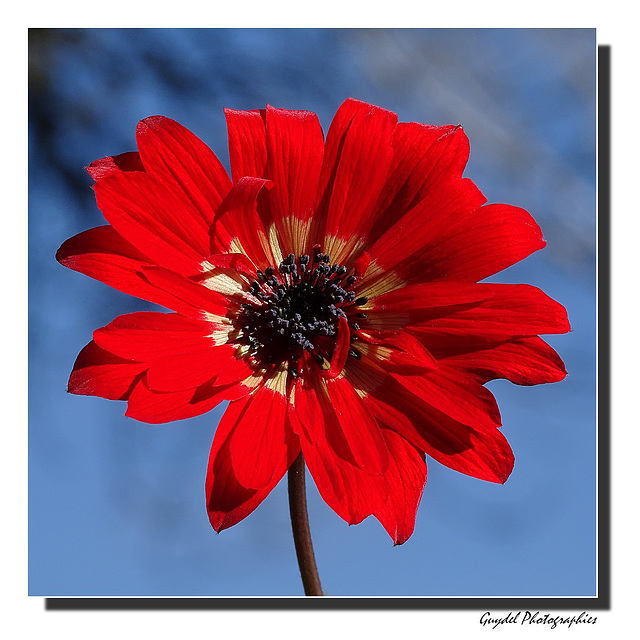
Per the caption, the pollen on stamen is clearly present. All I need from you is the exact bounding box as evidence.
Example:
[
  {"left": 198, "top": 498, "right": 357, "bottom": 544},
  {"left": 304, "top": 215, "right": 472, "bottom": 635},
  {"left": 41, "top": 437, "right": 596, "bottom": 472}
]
[{"left": 234, "top": 250, "right": 368, "bottom": 378}]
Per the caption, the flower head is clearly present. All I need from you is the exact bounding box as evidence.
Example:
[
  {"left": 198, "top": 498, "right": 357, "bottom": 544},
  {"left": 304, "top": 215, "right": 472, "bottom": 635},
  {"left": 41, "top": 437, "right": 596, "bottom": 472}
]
[{"left": 57, "top": 99, "right": 569, "bottom": 544}]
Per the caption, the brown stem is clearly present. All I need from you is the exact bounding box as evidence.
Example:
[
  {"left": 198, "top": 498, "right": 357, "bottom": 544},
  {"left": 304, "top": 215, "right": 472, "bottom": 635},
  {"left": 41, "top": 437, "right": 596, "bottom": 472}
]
[{"left": 288, "top": 453, "right": 323, "bottom": 596}]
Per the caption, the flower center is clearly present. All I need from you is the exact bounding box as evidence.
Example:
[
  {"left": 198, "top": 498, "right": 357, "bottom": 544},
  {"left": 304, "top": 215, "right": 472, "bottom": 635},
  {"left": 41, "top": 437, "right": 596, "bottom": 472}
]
[{"left": 236, "top": 246, "right": 367, "bottom": 377}]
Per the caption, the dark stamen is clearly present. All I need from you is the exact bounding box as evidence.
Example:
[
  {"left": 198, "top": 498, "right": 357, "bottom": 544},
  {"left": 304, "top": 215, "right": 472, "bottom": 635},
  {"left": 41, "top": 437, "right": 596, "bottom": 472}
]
[{"left": 235, "top": 249, "right": 369, "bottom": 378}]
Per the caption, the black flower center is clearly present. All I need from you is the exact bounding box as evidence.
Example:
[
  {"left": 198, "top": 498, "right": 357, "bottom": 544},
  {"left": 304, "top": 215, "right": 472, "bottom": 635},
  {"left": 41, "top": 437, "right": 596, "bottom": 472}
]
[{"left": 236, "top": 246, "right": 367, "bottom": 377}]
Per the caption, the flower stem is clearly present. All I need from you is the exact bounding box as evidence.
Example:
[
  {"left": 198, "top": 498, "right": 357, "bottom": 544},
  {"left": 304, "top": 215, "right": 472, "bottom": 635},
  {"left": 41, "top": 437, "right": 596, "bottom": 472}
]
[{"left": 288, "top": 453, "right": 323, "bottom": 596}]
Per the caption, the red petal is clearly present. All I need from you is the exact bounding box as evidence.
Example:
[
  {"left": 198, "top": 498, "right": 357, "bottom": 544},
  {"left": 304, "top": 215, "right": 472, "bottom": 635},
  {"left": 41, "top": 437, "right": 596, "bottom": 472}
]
[
  {"left": 422, "top": 203, "right": 546, "bottom": 282},
  {"left": 348, "top": 361, "right": 514, "bottom": 483},
  {"left": 293, "top": 418, "right": 426, "bottom": 544},
  {"left": 68, "top": 340, "right": 147, "bottom": 400},
  {"left": 441, "top": 336, "right": 567, "bottom": 385},
  {"left": 323, "top": 315, "right": 350, "bottom": 379},
  {"left": 145, "top": 350, "right": 215, "bottom": 391},
  {"left": 437, "top": 424, "right": 514, "bottom": 484},
  {"left": 224, "top": 108, "right": 267, "bottom": 182},
  {"left": 57, "top": 228, "right": 244, "bottom": 320},
  {"left": 56, "top": 225, "right": 201, "bottom": 315},
  {"left": 356, "top": 329, "right": 437, "bottom": 374},
  {"left": 362, "top": 281, "right": 492, "bottom": 327},
  {"left": 408, "top": 283, "right": 571, "bottom": 352},
  {"left": 202, "top": 252, "right": 258, "bottom": 281},
  {"left": 206, "top": 401, "right": 300, "bottom": 532},
  {"left": 318, "top": 99, "right": 397, "bottom": 263},
  {"left": 365, "top": 176, "right": 486, "bottom": 283},
  {"left": 92, "top": 311, "right": 251, "bottom": 396},
  {"left": 146, "top": 341, "right": 255, "bottom": 393},
  {"left": 370, "top": 199, "right": 545, "bottom": 285},
  {"left": 136, "top": 116, "right": 231, "bottom": 225},
  {"left": 210, "top": 176, "right": 276, "bottom": 265},
  {"left": 371, "top": 429, "right": 427, "bottom": 545},
  {"left": 125, "top": 376, "right": 229, "bottom": 423},
  {"left": 262, "top": 105, "right": 324, "bottom": 256},
  {"left": 393, "top": 367, "right": 502, "bottom": 431},
  {"left": 93, "top": 311, "right": 214, "bottom": 361},
  {"left": 213, "top": 354, "right": 257, "bottom": 389},
  {"left": 368, "top": 123, "right": 469, "bottom": 243},
  {"left": 395, "top": 407, "right": 514, "bottom": 483},
  {"left": 140, "top": 266, "right": 237, "bottom": 319},
  {"left": 86, "top": 151, "right": 145, "bottom": 180},
  {"left": 352, "top": 251, "right": 370, "bottom": 279},
  {"left": 227, "top": 379, "right": 290, "bottom": 489},
  {"left": 291, "top": 363, "right": 389, "bottom": 476},
  {"left": 93, "top": 171, "right": 211, "bottom": 276},
  {"left": 290, "top": 417, "right": 367, "bottom": 527}
]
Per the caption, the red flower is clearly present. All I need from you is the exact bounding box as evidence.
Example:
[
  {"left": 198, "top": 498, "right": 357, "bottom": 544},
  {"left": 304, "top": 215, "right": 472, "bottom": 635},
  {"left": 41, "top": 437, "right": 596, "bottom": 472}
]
[{"left": 57, "top": 99, "right": 569, "bottom": 545}]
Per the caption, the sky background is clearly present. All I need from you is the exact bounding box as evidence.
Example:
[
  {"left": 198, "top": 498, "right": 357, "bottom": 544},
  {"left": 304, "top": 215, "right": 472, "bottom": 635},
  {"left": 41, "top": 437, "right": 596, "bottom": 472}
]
[{"left": 28, "top": 28, "right": 596, "bottom": 597}]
